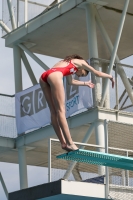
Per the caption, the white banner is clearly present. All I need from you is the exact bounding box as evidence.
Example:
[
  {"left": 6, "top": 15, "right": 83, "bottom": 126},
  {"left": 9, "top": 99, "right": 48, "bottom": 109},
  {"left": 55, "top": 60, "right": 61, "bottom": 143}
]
[{"left": 15, "top": 74, "right": 93, "bottom": 134}]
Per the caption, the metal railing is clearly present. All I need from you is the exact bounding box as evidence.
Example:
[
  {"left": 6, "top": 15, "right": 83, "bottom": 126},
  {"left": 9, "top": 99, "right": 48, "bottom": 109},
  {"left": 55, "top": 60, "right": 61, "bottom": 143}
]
[
  {"left": 48, "top": 120, "right": 133, "bottom": 199},
  {"left": 90, "top": 58, "right": 133, "bottom": 113},
  {"left": 2, "top": 0, "right": 66, "bottom": 36}
]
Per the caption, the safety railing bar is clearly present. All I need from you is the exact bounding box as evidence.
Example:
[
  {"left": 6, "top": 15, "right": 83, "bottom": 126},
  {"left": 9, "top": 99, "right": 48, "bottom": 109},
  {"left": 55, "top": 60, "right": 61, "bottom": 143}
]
[
  {"left": 0, "top": 114, "right": 15, "bottom": 118},
  {"left": 110, "top": 184, "right": 133, "bottom": 190},
  {"left": 120, "top": 95, "right": 129, "bottom": 109},
  {"left": 50, "top": 138, "right": 105, "bottom": 149},
  {"left": 51, "top": 138, "right": 133, "bottom": 153},
  {"left": 120, "top": 104, "right": 133, "bottom": 110},
  {"left": 0, "top": 172, "right": 8, "bottom": 199},
  {"left": 91, "top": 57, "right": 116, "bottom": 65},
  {"left": 0, "top": 93, "right": 15, "bottom": 97},
  {"left": 109, "top": 146, "right": 133, "bottom": 153},
  {"left": 116, "top": 63, "right": 133, "bottom": 69},
  {"left": 91, "top": 57, "right": 133, "bottom": 69},
  {"left": 51, "top": 139, "right": 133, "bottom": 157},
  {"left": 20, "top": 0, "right": 50, "bottom": 8}
]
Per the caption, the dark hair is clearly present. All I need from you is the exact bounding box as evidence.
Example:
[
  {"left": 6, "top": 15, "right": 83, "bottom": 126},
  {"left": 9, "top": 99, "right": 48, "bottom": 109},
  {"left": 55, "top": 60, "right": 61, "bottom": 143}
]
[
  {"left": 84, "top": 69, "right": 89, "bottom": 75},
  {"left": 64, "top": 54, "right": 89, "bottom": 76},
  {"left": 64, "top": 54, "right": 84, "bottom": 62}
]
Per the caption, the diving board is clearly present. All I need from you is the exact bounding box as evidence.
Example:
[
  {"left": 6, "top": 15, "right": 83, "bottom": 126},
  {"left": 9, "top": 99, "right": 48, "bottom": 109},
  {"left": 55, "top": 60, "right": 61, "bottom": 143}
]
[{"left": 57, "top": 149, "right": 133, "bottom": 171}]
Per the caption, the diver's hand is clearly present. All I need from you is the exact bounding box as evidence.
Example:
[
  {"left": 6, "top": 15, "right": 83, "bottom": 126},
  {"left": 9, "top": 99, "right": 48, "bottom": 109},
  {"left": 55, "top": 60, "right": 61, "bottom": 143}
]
[
  {"left": 85, "top": 81, "right": 95, "bottom": 88},
  {"left": 110, "top": 76, "right": 115, "bottom": 88}
]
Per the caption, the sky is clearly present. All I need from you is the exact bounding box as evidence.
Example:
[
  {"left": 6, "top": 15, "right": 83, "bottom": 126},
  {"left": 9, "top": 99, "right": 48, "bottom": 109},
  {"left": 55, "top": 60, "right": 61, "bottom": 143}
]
[{"left": 0, "top": 1, "right": 133, "bottom": 200}]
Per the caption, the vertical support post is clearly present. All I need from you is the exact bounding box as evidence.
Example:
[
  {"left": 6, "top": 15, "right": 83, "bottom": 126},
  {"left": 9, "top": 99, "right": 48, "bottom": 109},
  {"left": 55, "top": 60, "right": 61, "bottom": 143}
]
[
  {"left": 17, "top": 0, "right": 19, "bottom": 27},
  {"left": 18, "top": 147, "right": 28, "bottom": 189},
  {"left": 48, "top": 138, "right": 51, "bottom": 182},
  {"left": 99, "top": 0, "right": 130, "bottom": 107},
  {"left": 14, "top": 45, "right": 27, "bottom": 189},
  {"left": 115, "top": 64, "right": 119, "bottom": 120},
  {"left": 126, "top": 151, "right": 129, "bottom": 186},
  {"left": 95, "top": 120, "right": 105, "bottom": 175},
  {"left": 7, "top": 0, "right": 16, "bottom": 29},
  {"left": 85, "top": 4, "right": 101, "bottom": 106},
  {"left": 85, "top": 3, "right": 104, "bottom": 177},
  {"left": 115, "top": 64, "right": 119, "bottom": 110},
  {"left": 25, "top": 0, "right": 28, "bottom": 23},
  {"left": 21, "top": 50, "right": 38, "bottom": 85},
  {"left": 104, "top": 119, "right": 109, "bottom": 199},
  {"left": 102, "top": 63, "right": 110, "bottom": 108},
  {"left": 122, "top": 171, "right": 126, "bottom": 186},
  {"left": 13, "top": 45, "right": 23, "bottom": 92}
]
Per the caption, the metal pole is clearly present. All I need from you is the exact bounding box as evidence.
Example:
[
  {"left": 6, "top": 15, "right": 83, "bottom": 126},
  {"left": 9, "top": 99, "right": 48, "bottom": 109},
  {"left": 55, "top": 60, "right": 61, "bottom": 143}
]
[
  {"left": 48, "top": 138, "right": 51, "bottom": 182},
  {"left": 102, "top": 63, "right": 110, "bottom": 108},
  {"left": 18, "top": 147, "right": 28, "bottom": 189},
  {"left": 122, "top": 170, "right": 126, "bottom": 186},
  {"left": 104, "top": 120, "right": 109, "bottom": 199},
  {"left": 7, "top": 0, "right": 16, "bottom": 29},
  {"left": 21, "top": 50, "right": 38, "bottom": 85},
  {"left": 115, "top": 64, "right": 119, "bottom": 111},
  {"left": 58, "top": 0, "right": 62, "bottom": 11},
  {"left": 25, "top": 0, "right": 28, "bottom": 23},
  {"left": 18, "top": 44, "right": 49, "bottom": 71},
  {"left": 115, "top": 64, "right": 119, "bottom": 120},
  {"left": 0, "top": 20, "right": 11, "bottom": 33},
  {"left": 85, "top": 3, "right": 104, "bottom": 176},
  {"left": 99, "top": 0, "right": 130, "bottom": 107},
  {"left": 0, "top": 172, "right": 8, "bottom": 199},
  {"left": 95, "top": 8, "right": 133, "bottom": 107},
  {"left": 85, "top": 3, "right": 101, "bottom": 106},
  {"left": 17, "top": 0, "right": 19, "bottom": 27},
  {"left": 13, "top": 45, "right": 23, "bottom": 92},
  {"left": 95, "top": 120, "right": 105, "bottom": 175},
  {"left": 126, "top": 151, "right": 129, "bottom": 186},
  {"left": 63, "top": 123, "right": 94, "bottom": 179}
]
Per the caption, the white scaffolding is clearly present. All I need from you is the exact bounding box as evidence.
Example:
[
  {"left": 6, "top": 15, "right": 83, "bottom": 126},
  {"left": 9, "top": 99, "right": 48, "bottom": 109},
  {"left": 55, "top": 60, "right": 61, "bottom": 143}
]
[{"left": 1, "top": 0, "right": 133, "bottom": 199}]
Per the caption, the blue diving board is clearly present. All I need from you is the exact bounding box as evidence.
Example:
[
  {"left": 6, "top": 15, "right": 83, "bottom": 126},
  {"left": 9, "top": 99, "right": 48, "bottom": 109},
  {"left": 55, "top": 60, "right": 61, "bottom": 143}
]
[{"left": 56, "top": 149, "right": 133, "bottom": 171}]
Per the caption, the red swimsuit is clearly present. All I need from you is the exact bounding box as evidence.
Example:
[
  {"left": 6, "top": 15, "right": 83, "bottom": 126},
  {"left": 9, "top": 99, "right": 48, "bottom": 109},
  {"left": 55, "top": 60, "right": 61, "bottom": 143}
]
[{"left": 41, "top": 61, "right": 78, "bottom": 83}]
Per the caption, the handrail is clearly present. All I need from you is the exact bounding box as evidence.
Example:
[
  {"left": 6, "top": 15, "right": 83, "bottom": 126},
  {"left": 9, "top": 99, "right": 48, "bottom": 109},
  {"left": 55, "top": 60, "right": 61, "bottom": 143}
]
[
  {"left": 91, "top": 57, "right": 133, "bottom": 69},
  {"left": 0, "top": 93, "right": 15, "bottom": 97},
  {"left": 0, "top": 172, "right": 8, "bottom": 199}
]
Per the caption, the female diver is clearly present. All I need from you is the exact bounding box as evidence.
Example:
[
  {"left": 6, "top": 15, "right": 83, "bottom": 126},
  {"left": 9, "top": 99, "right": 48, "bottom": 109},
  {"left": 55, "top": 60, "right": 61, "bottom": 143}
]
[{"left": 39, "top": 54, "right": 115, "bottom": 152}]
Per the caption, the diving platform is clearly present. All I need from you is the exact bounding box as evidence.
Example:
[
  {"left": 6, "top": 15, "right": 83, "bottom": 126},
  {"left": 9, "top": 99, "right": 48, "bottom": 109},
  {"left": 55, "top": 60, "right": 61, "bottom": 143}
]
[
  {"left": 57, "top": 149, "right": 133, "bottom": 171},
  {"left": 8, "top": 179, "right": 107, "bottom": 200}
]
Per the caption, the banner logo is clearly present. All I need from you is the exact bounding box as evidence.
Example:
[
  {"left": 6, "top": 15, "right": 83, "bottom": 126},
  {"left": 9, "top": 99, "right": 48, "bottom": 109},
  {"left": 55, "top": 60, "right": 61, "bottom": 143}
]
[{"left": 20, "top": 88, "right": 47, "bottom": 117}]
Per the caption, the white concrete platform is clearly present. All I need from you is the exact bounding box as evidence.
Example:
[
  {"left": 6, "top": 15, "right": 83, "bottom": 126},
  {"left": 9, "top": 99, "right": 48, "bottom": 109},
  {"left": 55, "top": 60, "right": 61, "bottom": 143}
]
[
  {"left": 3, "top": 0, "right": 133, "bottom": 60},
  {"left": 9, "top": 180, "right": 107, "bottom": 200}
]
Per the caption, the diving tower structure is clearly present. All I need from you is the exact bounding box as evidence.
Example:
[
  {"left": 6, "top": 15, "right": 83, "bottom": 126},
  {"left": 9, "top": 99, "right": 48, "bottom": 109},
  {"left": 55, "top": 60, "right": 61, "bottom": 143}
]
[{"left": 0, "top": 0, "right": 133, "bottom": 199}]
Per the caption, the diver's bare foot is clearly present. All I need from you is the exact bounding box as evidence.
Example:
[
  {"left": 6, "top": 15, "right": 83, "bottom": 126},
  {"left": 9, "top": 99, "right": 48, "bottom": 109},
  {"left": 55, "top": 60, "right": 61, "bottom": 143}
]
[
  {"left": 65, "top": 143, "right": 78, "bottom": 152},
  {"left": 61, "top": 143, "right": 67, "bottom": 149},
  {"left": 61, "top": 143, "right": 67, "bottom": 151}
]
